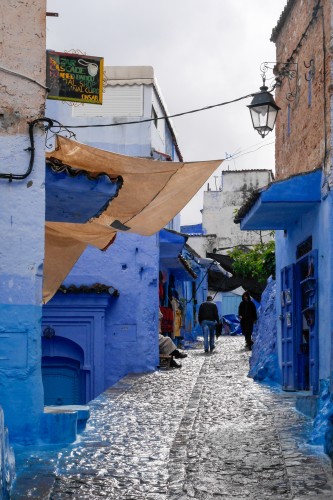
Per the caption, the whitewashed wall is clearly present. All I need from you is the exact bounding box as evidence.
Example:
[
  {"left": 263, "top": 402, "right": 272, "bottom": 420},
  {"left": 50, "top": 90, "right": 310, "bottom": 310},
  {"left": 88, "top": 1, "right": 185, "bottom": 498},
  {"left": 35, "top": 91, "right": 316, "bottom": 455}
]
[{"left": 203, "top": 170, "right": 273, "bottom": 251}]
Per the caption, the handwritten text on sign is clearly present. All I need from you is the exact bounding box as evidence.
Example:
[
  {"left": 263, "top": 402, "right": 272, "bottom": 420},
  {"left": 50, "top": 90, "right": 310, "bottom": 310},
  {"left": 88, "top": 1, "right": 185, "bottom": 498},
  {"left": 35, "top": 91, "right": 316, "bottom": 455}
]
[{"left": 46, "top": 51, "right": 104, "bottom": 104}]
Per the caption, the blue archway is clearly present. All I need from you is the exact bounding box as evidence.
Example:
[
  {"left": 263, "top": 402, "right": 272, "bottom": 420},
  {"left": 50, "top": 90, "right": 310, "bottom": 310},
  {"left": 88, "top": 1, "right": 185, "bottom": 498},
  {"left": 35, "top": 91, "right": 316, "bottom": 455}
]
[{"left": 42, "top": 336, "right": 86, "bottom": 405}]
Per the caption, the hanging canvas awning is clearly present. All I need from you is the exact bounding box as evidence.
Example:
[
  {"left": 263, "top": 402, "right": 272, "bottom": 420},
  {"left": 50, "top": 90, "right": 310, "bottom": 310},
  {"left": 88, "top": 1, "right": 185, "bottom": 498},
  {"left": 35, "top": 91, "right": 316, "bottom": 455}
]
[
  {"left": 236, "top": 168, "right": 322, "bottom": 231},
  {"left": 43, "top": 136, "right": 222, "bottom": 303}
]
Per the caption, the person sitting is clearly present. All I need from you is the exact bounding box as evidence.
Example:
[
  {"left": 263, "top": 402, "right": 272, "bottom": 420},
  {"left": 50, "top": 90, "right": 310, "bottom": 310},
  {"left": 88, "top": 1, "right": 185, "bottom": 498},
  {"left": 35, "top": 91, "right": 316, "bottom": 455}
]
[
  {"left": 159, "top": 334, "right": 187, "bottom": 368},
  {"left": 159, "top": 308, "right": 187, "bottom": 367}
]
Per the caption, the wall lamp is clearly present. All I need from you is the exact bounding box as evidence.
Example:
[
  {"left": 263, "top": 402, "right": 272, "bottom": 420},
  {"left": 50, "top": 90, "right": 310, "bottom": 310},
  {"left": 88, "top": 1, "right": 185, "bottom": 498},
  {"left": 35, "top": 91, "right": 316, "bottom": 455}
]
[
  {"left": 247, "top": 59, "right": 301, "bottom": 138},
  {"left": 247, "top": 76, "right": 280, "bottom": 139}
]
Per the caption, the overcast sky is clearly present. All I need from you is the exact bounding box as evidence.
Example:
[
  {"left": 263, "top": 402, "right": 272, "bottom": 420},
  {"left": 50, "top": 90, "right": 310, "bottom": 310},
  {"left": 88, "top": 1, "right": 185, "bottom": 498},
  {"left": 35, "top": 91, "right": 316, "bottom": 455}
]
[{"left": 46, "top": 0, "right": 287, "bottom": 225}]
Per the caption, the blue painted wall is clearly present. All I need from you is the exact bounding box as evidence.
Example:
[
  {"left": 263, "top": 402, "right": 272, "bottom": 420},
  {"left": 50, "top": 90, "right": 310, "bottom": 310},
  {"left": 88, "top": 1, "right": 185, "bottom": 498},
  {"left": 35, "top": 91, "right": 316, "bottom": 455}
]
[
  {"left": 0, "top": 133, "right": 45, "bottom": 444},
  {"left": 249, "top": 278, "right": 281, "bottom": 383},
  {"left": 43, "top": 231, "right": 204, "bottom": 396},
  {"left": 213, "top": 291, "right": 242, "bottom": 317},
  {"left": 43, "top": 78, "right": 182, "bottom": 393},
  {"left": 60, "top": 233, "right": 160, "bottom": 389},
  {"left": 185, "top": 261, "right": 209, "bottom": 340},
  {"left": 275, "top": 186, "right": 332, "bottom": 382},
  {"left": 0, "top": 0, "right": 49, "bottom": 445},
  {"left": 158, "top": 235, "right": 207, "bottom": 343}
]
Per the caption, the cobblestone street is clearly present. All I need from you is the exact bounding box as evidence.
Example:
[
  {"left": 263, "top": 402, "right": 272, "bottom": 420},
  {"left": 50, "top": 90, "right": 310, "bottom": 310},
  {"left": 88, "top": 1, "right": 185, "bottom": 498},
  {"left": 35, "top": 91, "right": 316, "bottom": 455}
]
[{"left": 12, "top": 336, "right": 333, "bottom": 499}]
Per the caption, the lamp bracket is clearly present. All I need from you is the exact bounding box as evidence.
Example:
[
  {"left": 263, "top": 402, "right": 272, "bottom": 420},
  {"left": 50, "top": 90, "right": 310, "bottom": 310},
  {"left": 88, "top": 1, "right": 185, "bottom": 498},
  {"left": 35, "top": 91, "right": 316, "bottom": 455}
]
[
  {"left": 304, "top": 59, "right": 315, "bottom": 81},
  {"left": 260, "top": 61, "right": 298, "bottom": 102}
]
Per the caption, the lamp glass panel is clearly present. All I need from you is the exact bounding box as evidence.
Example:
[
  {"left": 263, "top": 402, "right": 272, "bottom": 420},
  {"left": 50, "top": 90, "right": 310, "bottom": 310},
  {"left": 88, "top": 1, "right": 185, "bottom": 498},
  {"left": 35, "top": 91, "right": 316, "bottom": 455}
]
[
  {"left": 267, "top": 106, "right": 278, "bottom": 130},
  {"left": 250, "top": 104, "right": 269, "bottom": 128}
]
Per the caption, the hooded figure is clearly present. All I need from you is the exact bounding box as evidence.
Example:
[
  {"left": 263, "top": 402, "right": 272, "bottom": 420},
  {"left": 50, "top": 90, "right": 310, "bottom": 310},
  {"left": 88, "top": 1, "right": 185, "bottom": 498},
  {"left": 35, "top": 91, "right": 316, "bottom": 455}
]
[{"left": 238, "top": 291, "right": 257, "bottom": 350}]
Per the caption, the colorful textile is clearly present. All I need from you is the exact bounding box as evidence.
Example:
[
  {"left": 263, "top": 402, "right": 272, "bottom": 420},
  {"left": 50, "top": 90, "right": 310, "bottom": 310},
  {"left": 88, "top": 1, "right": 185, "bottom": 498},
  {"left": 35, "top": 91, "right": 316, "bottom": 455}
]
[
  {"left": 171, "top": 298, "right": 182, "bottom": 337},
  {"left": 160, "top": 306, "right": 174, "bottom": 334}
]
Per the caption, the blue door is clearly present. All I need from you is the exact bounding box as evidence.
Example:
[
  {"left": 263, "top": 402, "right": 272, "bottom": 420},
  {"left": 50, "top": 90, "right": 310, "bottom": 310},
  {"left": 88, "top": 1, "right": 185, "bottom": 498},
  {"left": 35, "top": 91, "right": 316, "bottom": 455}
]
[
  {"left": 281, "top": 264, "right": 297, "bottom": 390},
  {"left": 298, "top": 250, "right": 319, "bottom": 394},
  {"left": 42, "top": 357, "right": 85, "bottom": 405}
]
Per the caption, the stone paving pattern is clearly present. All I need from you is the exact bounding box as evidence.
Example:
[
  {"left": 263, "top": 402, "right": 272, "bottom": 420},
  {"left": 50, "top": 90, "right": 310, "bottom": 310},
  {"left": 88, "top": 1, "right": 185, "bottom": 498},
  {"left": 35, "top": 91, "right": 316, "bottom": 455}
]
[{"left": 12, "top": 336, "right": 333, "bottom": 499}]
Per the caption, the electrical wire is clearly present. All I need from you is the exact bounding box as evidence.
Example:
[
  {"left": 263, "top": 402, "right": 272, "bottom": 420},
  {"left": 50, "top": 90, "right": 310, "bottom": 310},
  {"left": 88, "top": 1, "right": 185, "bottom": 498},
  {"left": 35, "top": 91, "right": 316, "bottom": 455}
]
[
  {"left": 0, "top": 114, "right": 275, "bottom": 182},
  {"left": 0, "top": 65, "right": 49, "bottom": 91},
  {"left": 184, "top": 259, "right": 217, "bottom": 304},
  {"left": 0, "top": 118, "right": 54, "bottom": 181},
  {"left": 0, "top": 80, "right": 276, "bottom": 182},
  {"left": 227, "top": 138, "right": 273, "bottom": 157},
  {"left": 61, "top": 91, "right": 258, "bottom": 129},
  {"left": 230, "top": 141, "right": 275, "bottom": 160},
  {"left": 220, "top": 140, "right": 275, "bottom": 166}
]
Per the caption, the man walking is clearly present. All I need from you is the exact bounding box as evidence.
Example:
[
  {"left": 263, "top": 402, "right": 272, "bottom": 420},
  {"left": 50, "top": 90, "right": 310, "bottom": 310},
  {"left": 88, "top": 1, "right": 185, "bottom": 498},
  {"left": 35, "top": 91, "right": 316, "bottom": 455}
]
[{"left": 198, "top": 295, "right": 219, "bottom": 353}]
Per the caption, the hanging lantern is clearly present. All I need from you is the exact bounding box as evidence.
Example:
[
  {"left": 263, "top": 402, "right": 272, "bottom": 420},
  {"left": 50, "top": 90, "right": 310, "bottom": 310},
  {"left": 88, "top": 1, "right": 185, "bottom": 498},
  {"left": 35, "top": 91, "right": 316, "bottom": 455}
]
[{"left": 248, "top": 82, "right": 280, "bottom": 138}]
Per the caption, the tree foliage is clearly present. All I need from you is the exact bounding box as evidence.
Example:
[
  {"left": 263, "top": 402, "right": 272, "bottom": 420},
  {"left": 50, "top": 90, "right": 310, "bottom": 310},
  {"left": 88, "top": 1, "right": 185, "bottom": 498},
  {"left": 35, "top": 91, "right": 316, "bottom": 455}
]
[{"left": 228, "top": 240, "right": 275, "bottom": 284}]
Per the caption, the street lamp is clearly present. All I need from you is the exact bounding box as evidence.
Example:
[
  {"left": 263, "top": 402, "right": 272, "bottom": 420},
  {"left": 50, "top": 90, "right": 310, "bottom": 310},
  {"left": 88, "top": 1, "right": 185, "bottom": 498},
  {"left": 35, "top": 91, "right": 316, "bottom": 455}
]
[{"left": 248, "top": 78, "right": 280, "bottom": 138}]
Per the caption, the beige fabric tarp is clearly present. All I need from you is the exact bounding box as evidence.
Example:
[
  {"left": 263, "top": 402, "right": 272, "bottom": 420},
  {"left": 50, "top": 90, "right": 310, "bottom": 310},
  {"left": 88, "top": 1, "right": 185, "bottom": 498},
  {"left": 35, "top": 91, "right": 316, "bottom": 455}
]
[{"left": 44, "top": 136, "right": 222, "bottom": 303}]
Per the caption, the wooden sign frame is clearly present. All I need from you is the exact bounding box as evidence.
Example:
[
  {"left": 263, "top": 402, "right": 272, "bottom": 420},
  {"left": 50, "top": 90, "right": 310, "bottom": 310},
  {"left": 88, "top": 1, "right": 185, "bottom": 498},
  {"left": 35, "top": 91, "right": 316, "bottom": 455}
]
[{"left": 46, "top": 50, "right": 104, "bottom": 105}]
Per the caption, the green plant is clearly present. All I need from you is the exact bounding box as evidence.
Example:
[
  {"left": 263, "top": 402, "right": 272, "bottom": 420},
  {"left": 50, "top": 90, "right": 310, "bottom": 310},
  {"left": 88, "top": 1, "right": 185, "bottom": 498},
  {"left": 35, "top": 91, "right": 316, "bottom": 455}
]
[{"left": 228, "top": 239, "right": 275, "bottom": 284}]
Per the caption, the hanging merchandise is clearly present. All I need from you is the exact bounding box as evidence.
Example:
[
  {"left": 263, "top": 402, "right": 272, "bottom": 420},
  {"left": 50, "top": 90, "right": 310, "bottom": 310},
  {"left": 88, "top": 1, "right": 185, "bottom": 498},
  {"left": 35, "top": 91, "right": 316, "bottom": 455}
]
[
  {"left": 160, "top": 306, "right": 174, "bottom": 336},
  {"left": 171, "top": 297, "right": 182, "bottom": 338}
]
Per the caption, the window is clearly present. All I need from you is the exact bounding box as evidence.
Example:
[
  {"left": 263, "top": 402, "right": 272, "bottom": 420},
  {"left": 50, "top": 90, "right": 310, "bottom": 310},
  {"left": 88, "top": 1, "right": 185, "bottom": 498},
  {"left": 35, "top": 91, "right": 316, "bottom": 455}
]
[
  {"left": 296, "top": 236, "right": 312, "bottom": 260},
  {"left": 72, "top": 86, "right": 143, "bottom": 117}
]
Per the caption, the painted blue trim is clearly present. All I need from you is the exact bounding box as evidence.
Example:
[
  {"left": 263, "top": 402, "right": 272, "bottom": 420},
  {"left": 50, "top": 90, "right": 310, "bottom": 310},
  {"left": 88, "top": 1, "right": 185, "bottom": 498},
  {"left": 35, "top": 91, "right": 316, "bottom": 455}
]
[
  {"left": 180, "top": 223, "right": 203, "bottom": 235},
  {"left": 159, "top": 229, "right": 186, "bottom": 259},
  {"left": 240, "top": 169, "right": 322, "bottom": 230},
  {"left": 298, "top": 250, "right": 319, "bottom": 394},
  {"left": 260, "top": 170, "right": 322, "bottom": 202},
  {"left": 159, "top": 229, "right": 186, "bottom": 245},
  {"left": 281, "top": 264, "right": 297, "bottom": 390}
]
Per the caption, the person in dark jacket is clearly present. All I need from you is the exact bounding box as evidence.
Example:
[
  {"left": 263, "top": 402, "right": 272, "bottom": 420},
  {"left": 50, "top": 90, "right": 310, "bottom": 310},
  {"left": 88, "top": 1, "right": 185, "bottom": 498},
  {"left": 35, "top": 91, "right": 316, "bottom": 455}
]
[
  {"left": 198, "top": 295, "right": 219, "bottom": 353},
  {"left": 238, "top": 291, "right": 257, "bottom": 350}
]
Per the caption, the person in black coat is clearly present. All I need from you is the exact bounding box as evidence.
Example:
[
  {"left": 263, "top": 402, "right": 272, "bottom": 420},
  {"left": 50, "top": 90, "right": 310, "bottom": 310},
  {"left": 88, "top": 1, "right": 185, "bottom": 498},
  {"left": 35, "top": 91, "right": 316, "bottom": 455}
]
[
  {"left": 238, "top": 291, "right": 257, "bottom": 350},
  {"left": 198, "top": 295, "right": 219, "bottom": 353}
]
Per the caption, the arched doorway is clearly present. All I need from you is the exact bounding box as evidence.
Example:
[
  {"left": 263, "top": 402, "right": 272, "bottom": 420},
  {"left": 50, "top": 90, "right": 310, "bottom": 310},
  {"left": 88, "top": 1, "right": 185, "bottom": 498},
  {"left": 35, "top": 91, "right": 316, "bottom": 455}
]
[{"left": 42, "top": 336, "right": 86, "bottom": 405}]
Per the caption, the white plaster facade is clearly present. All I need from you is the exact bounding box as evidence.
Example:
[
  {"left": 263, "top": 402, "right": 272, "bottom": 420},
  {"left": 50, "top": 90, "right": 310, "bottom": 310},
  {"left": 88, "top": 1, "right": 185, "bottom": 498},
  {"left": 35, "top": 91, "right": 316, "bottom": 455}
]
[
  {"left": 186, "top": 234, "right": 216, "bottom": 257},
  {"left": 187, "top": 170, "right": 273, "bottom": 256},
  {"left": 188, "top": 169, "right": 273, "bottom": 257},
  {"left": 203, "top": 170, "right": 273, "bottom": 251}
]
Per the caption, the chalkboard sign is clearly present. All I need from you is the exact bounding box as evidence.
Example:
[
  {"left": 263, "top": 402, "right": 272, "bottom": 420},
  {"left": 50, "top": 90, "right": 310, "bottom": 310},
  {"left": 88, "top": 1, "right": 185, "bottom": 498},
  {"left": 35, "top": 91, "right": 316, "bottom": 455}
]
[{"left": 46, "top": 50, "right": 104, "bottom": 105}]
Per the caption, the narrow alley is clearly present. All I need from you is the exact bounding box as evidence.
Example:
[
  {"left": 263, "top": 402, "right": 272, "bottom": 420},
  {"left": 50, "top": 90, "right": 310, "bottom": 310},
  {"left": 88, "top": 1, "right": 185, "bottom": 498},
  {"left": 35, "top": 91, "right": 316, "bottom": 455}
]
[{"left": 12, "top": 336, "right": 333, "bottom": 499}]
